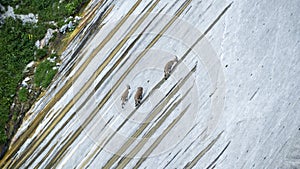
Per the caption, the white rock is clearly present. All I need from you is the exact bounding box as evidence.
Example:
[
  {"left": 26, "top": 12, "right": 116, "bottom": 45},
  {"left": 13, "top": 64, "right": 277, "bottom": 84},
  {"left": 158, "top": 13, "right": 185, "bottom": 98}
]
[
  {"left": 24, "top": 61, "right": 35, "bottom": 73},
  {"left": 35, "top": 40, "right": 40, "bottom": 48},
  {"left": 64, "top": 16, "right": 73, "bottom": 23},
  {"left": 5, "top": 6, "right": 16, "bottom": 19},
  {"left": 21, "top": 77, "right": 31, "bottom": 87},
  {"left": 1, "top": 6, "right": 38, "bottom": 24},
  {"left": 74, "top": 16, "right": 81, "bottom": 22},
  {"left": 21, "top": 80, "right": 28, "bottom": 87},
  {"left": 24, "top": 77, "right": 31, "bottom": 82},
  {"left": 26, "top": 61, "right": 35, "bottom": 68},
  {"left": 59, "top": 24, "right": 68, "bottom": 34},
  {"left": 17, "top": 13, "right": 38, "bottom": 24},
  {"left": 68, "top": 21, "right": 73, "bottom": 29},
  {"left": 47, "top": 56, "right": 56, "bottom": 63},
  {"left": 39, "top": 28, "right": 57, "bottom": 48}
]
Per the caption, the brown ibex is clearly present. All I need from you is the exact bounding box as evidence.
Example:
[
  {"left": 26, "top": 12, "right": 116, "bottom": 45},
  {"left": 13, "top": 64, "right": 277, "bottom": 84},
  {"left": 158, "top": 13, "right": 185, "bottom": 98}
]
[
  {"left": 134, "top": 87, "right": 143, "bottom": 107},
  {"left": 121, "top": 85, "right": 130, "bottom": 108},
  {"left": 164, "top": 56, "right": 178, "bottom": 80}
]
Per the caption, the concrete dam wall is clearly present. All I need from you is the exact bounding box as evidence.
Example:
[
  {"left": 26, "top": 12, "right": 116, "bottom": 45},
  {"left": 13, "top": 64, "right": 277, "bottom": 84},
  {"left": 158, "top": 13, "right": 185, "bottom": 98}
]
[{"left": 1, "top": 0, "right": 299, "bottom": 168}]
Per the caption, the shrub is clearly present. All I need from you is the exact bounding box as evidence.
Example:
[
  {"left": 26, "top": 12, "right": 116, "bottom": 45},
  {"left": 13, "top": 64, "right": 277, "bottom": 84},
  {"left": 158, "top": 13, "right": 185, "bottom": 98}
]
[
  {"left": 0, "top": 130, "right": 7, "bottom": 144},
  {"left": 34, "top": 60, "right": 56, "bottom": 88},
  {"left": 36, "top": 48, "right": 48, "bottom": 60},
  {"left": 12, "top": 112, "right": 17, "bottom": 121},
  {"left": 41, "top": 69, "right": 57, "bottom": 88},
  {"left": 18, "top": 87, "right": 28, "bottom": 102}
]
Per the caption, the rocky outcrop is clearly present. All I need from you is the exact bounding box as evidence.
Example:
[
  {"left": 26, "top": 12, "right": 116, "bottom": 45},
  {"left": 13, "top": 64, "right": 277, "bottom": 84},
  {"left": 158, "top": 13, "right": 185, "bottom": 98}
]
[
  {"left": 59, "top": 16, "right": 81, "bottom": 34},
  {"left": 35, "top": 28, "right": 58, "bottom": 49},
  {"left": 0, "top": 6, "right": 38, "bottom": 24}
]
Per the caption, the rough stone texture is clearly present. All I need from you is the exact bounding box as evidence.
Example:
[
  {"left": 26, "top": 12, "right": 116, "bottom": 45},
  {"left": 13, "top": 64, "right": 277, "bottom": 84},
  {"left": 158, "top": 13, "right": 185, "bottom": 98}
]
[
  {"left": 2, "top": 0, "right": 299, "bottom": 168},
  {"left": 36, "top": 28, "right": 58, "bottom": 49},
  {"left": 1, "top": 6, "right": 38, "bottom": 24},
  {"left": 59, "top": 24, "right": 68, "bottom": 34}
]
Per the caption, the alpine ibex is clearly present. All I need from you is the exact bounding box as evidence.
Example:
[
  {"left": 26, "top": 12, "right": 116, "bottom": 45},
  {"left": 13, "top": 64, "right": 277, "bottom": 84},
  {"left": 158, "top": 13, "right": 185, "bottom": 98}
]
[
  {"left": 164, "top": 56, "right": 178, "bottom": 80},
  {"left": 121, "top": 85, "right": 130, "bottom": 108},
  {"left": 134, "top": 87, "right": 143, "bottom": 107}
]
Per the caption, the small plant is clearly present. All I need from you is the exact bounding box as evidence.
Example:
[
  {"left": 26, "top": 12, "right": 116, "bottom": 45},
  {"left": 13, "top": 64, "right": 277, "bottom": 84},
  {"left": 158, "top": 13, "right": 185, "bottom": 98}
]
[
  {"left": 34, "top": 60, "right": 57, "bottom": 88},
  {"left": 65, "top": 2, "right": 76, "bottom": 16},
  {"left": 42, "top": 69, "right": 57, "bottom": 88},
  {"left": 18, "top": 87, "right": 28, "bottom": 102},
  {"left": 50, "top": 53, "right": 58, "bottom": 58},
  {"left": 36, "top": 48, "right": 48, "bottom": 60},
  {"left": 12, "top": 112, "right": 18, "bottom": 121},
  {"left": 0, "top": 130, "right": 7, "bottom": 144}
]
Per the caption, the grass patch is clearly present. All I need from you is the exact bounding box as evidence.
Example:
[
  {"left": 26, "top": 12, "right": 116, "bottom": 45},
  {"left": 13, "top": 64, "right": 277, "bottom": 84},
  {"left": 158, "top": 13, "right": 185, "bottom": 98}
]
[
  {"left": 1, "top": 0, "right": 87, "bottom": 22},
  {"left": 12, "top": 112, "right": 17, "bottom": 121},
  {"left": 36, "top": 48, "right": 48, "bottom": 60},
  {"left": 0, "top": 17, "right": 37, "bottom": 144},
  {"left": 34, "top": 60, "right": 57, "bottom": 89},
  {"left": 0, "top": 0, "right": 88, "bottom": 144},
  {"left": 18, "top": 87, "right": 28, "bottom": 102}
]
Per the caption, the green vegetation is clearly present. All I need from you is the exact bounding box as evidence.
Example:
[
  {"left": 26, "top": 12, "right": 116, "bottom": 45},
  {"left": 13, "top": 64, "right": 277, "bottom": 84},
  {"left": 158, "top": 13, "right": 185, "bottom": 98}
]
[
  {"left": 36, "top": 48, "right": 48, "bottom": 60},
  {"left": 12, "top": 112, "right": 17, "bottom": 121},
  {"left": 18, "top": 87, "right": 28, "bottom": 102},
  {"left": 34, "top": 60, "right": 58, "bottom": 88},
  {"left": 0, "top": 0, "right": 87, "bottom": 144},
  {"left": 1, "top": 0, "right": 86, "bottom": 22},
  {"left": 0, "top": 18, "right": 37, "bottom": 143}
]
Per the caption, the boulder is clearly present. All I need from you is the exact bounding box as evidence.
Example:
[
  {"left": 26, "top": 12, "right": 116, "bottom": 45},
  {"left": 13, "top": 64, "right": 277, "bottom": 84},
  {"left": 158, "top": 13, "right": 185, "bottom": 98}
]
[
  {"left": 74, "top": 16, "right": 81, "bottom": 22},
  {"left": 59, "top": 24, "right": 68, "bottom": 34},
  {"left": 68, "top": 21, "right": 74, "bottom": 30},
  {"left": 17, "top": 13, "right": 38, "bottom": 24}
]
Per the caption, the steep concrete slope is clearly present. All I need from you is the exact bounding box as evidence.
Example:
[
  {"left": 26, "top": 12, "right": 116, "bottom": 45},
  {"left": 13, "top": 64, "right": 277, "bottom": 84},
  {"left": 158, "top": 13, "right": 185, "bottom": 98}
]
[{"left": 1, "top": 0, "right": 299, "bottom": 168}]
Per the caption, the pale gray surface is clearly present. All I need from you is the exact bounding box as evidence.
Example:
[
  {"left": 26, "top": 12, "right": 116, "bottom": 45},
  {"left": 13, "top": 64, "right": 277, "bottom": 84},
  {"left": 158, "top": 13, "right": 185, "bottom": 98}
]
[{"left": 8, "top": 0, "right": 300, "bottom": 168}]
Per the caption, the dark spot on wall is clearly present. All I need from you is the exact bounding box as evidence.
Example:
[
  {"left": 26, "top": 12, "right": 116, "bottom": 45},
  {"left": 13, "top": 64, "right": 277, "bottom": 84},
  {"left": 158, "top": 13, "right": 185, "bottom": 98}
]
[
  {"left": 264, "top": 157, "right": 266, "bottom": 160},
  {"left": 225, "top": 65, "right": 228, "bottom": 68}
]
